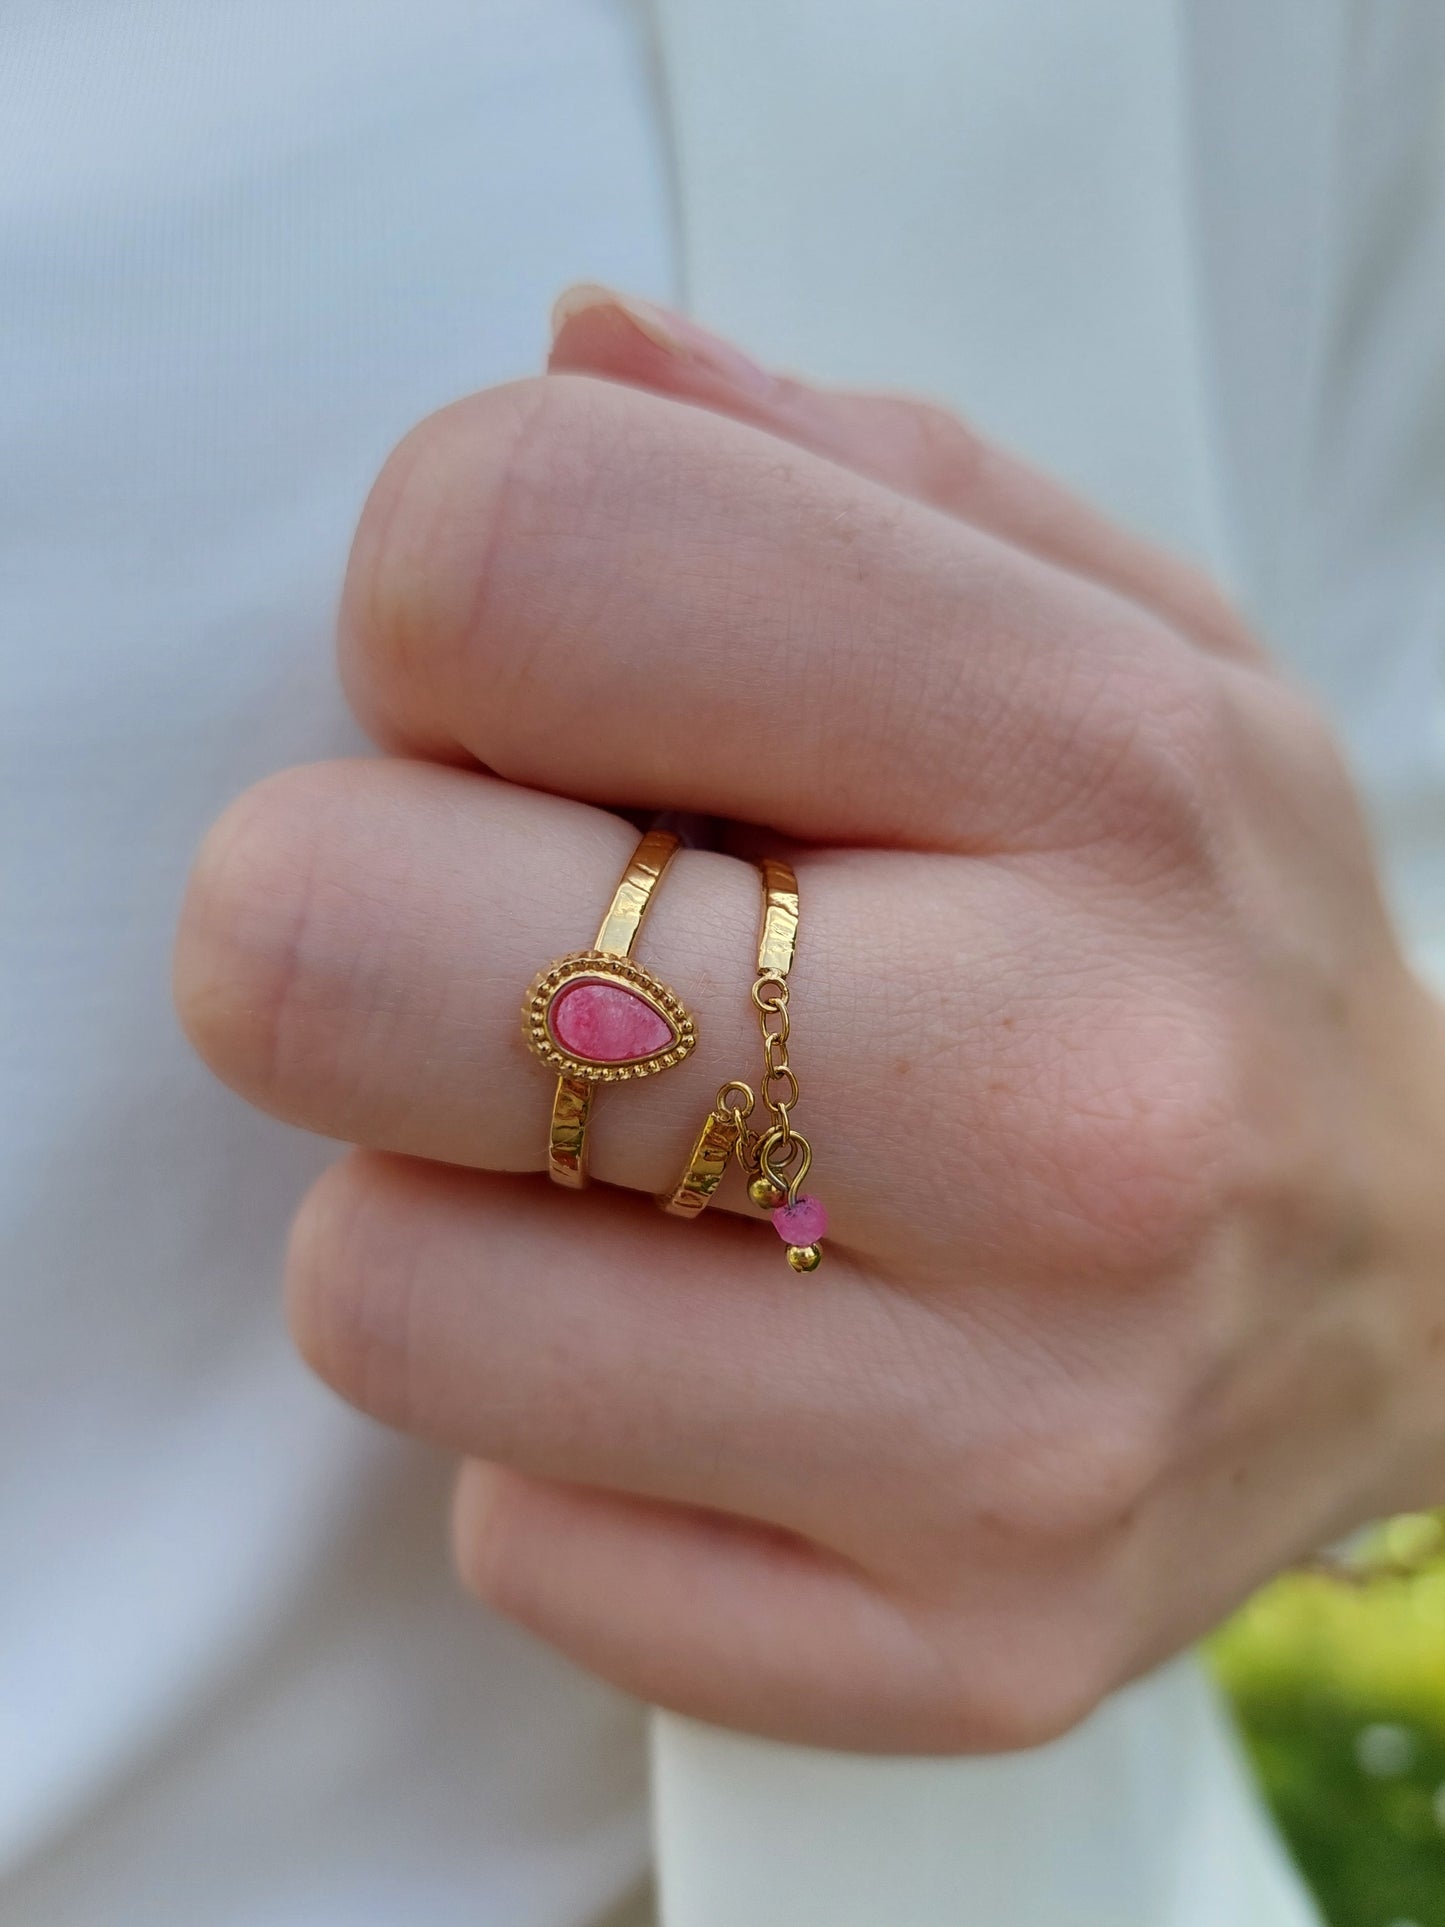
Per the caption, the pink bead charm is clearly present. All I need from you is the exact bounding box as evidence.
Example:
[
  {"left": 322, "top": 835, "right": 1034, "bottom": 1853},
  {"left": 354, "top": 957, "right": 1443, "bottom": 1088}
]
[{"left": 771, "top": 1193, "right": 828, "bottom": 1245}]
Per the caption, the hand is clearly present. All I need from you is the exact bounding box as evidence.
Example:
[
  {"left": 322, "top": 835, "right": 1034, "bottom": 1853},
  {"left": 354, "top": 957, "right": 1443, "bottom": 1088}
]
[{"left": 175, "top": 290, "right": 1445, "bottom": 1753}]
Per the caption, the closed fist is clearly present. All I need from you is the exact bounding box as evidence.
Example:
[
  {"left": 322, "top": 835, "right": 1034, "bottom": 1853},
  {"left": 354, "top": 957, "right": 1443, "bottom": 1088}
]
[{"left": 175, "top": 293, "right": 1445, "bottom": 1753}]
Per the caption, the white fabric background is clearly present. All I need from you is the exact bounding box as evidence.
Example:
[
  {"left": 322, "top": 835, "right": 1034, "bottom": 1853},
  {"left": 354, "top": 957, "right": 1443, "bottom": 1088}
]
[{"left": 1, "top": 5, "right": 671, "bottom": 1922}]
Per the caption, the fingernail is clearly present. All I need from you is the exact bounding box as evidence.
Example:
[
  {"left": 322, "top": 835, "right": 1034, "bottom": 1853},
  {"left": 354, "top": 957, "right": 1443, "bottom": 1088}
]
[{"left": 550, "top": 284, "right": 775, "bottom": 398}]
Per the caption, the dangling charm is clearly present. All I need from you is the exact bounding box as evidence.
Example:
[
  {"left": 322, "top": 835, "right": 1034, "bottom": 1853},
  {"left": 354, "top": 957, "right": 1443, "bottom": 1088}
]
[
  {"left": 771, "top": 1191, "right": 828, "bottom": 1273},
  {"left": 755, "top": 1122, "right": 826, "bottom": 1273},
  {"left": 658, "top": 855, "right": 827, "bottom": 1271},
  {"left": 743, "top": 858, "right": 826, "bottom": 1271}
]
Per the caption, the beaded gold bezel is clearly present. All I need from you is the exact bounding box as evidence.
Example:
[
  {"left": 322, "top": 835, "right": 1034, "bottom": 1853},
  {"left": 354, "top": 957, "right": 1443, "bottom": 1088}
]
[{"left": 522, "top": 950, "right": 697, "bottom": 1083}]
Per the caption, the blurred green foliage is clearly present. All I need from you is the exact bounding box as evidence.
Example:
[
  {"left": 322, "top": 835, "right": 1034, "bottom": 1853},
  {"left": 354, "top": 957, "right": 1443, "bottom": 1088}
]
[{"left": 1211, "top": 1516, "right": 1445, "bottom": 1927}]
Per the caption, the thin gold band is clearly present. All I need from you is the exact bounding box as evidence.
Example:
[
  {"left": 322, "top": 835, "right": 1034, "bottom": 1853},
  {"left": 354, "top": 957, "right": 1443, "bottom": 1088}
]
[
  {"left": 548, "top": 829, "right": 680, "bottom": 1187},
  {"left": 659, "top": 1093, "right": 747, "bottom": 1219},
  {"left": 594, "top": 828, "right": 680, "bottom": 957},
  {"left": 756, "top": 856, "right": 799, "bottom": 982}
]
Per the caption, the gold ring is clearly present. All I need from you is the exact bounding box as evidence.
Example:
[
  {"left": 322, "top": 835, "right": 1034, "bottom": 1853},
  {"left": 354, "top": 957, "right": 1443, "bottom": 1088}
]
[
  {"left": 661, "top": 856, "right": 827, "bottom": 1271},
  {"left": 661, "top": 1080, "right": 755, "bottom": 1219},
  {"left": 522, "top": 829, "right": 697, "bottom": 1187}
]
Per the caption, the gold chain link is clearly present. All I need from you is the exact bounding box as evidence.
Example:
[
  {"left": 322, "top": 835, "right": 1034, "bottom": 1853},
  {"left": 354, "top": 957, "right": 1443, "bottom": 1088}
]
[{"left": 744, "top": 973, "right": 812, "bottom": 1202}]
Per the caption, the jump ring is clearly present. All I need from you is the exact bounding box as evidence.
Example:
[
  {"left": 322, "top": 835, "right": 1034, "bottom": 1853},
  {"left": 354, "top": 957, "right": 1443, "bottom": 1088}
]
[
  {"left": 751, "top": 977, "right": 788, "bottom": 1014},
  {"left": 716, "top": 1080, "right": 755, "bottom": 1118}
]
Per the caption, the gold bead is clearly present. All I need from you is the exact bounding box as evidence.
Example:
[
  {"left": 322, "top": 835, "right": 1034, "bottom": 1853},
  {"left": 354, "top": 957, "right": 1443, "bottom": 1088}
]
[
  {"left": 785, "top": 1243, "right": 822, "bottom": 1273},
  {"left": 749, "top": 1175, "right": 786, "bottom": 1210}
]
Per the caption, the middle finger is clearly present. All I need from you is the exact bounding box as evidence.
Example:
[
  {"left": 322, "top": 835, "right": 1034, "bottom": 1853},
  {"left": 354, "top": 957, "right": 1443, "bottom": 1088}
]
[{"left": 175, "top": 756, "right": 1088, "bottom": 1261}]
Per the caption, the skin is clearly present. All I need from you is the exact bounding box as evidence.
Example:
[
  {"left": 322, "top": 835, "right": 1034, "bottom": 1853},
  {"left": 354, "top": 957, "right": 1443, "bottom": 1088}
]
[{"left": 174, "top": 288, "right": 1445, "bottom": 1755}]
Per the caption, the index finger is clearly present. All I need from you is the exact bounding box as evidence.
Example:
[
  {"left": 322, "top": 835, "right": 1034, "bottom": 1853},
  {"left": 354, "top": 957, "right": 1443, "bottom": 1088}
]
[
  {"left": 340, "top": 374, "right": 1206, "bottom": 855},
  {"left": 549, "top": 286, "right": 1258, "bottom": 663}
]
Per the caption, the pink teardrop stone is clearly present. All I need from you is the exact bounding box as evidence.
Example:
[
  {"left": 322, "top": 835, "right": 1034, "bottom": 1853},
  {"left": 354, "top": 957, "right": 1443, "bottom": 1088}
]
[
  {"left": 771, "top": 1194, "right": 828, "bottom": 1245},
  {"left": 549, "top": 980, "right": 675, "bottom": 1064}
]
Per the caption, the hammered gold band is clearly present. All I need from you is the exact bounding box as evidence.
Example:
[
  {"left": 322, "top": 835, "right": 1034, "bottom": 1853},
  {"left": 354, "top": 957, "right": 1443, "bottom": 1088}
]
[
  {"left": 522, "top": 829, "right": 694, "bottom": 1188},
  {"left": 756, "top": 856, "right": 800, "bottom": 983},
  {"left": 593, "top": 829, "right": 680, "bottom": 958},
  {"left": 661, "top": 1083, "right": 752, "bottom": 1219}
]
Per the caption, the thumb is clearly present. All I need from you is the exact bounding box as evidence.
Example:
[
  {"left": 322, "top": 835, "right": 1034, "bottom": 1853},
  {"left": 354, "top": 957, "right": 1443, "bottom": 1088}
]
[{"left": 548, "top": 284, "right": 1251, "bottom": 659}]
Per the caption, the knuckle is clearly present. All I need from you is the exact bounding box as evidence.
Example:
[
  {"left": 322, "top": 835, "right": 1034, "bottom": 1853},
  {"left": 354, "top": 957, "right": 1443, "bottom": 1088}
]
[
  {"left": 341, "top": 374, "right": 638, "bottom": 745},
  {"left": 993, "top": 1407, "right": 1166, "bottom": 1546},
  {"left": 899, "top": 397, "right": 989, "bottom": 506},
  {"left": 960, "top": 1377, "right": 1169, "bottom": 1555},
  {"left": 175, "top": 766, "right": 339, "bottom": 1098},
  {"left": 1029, "top": 992, "right": 1235, "bottom": 1278},
  {"left": 451, "top": 1465, "right": 530, "bottom": 1612},
  {"left": 286, "top": 1151, "right": 424, "bottom": 1424},
  {"left": 1160, "top": 562, "right": 1259, "bottom": 660},
  {"left": 340, "top": 376, "right": 559, "bottom": 738},
  {"left": 1256, "top": 675, "right": 1364, "bottom": 811},
  {"left": 1081, "top": 645, "right": 1226, "bottom": 855},
  {"left": 926, "top": 1605, "right": 1114, "bottom": 1753},
  {"left": 1280, "top": 680, "right": 1354, "bottom": 781},
  {"left": 971, "top": 1656, "right": 1105, "bottom": 1753},
  {"left": 1141, "top": 652, "right": 1228, "bottom": 807}
]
